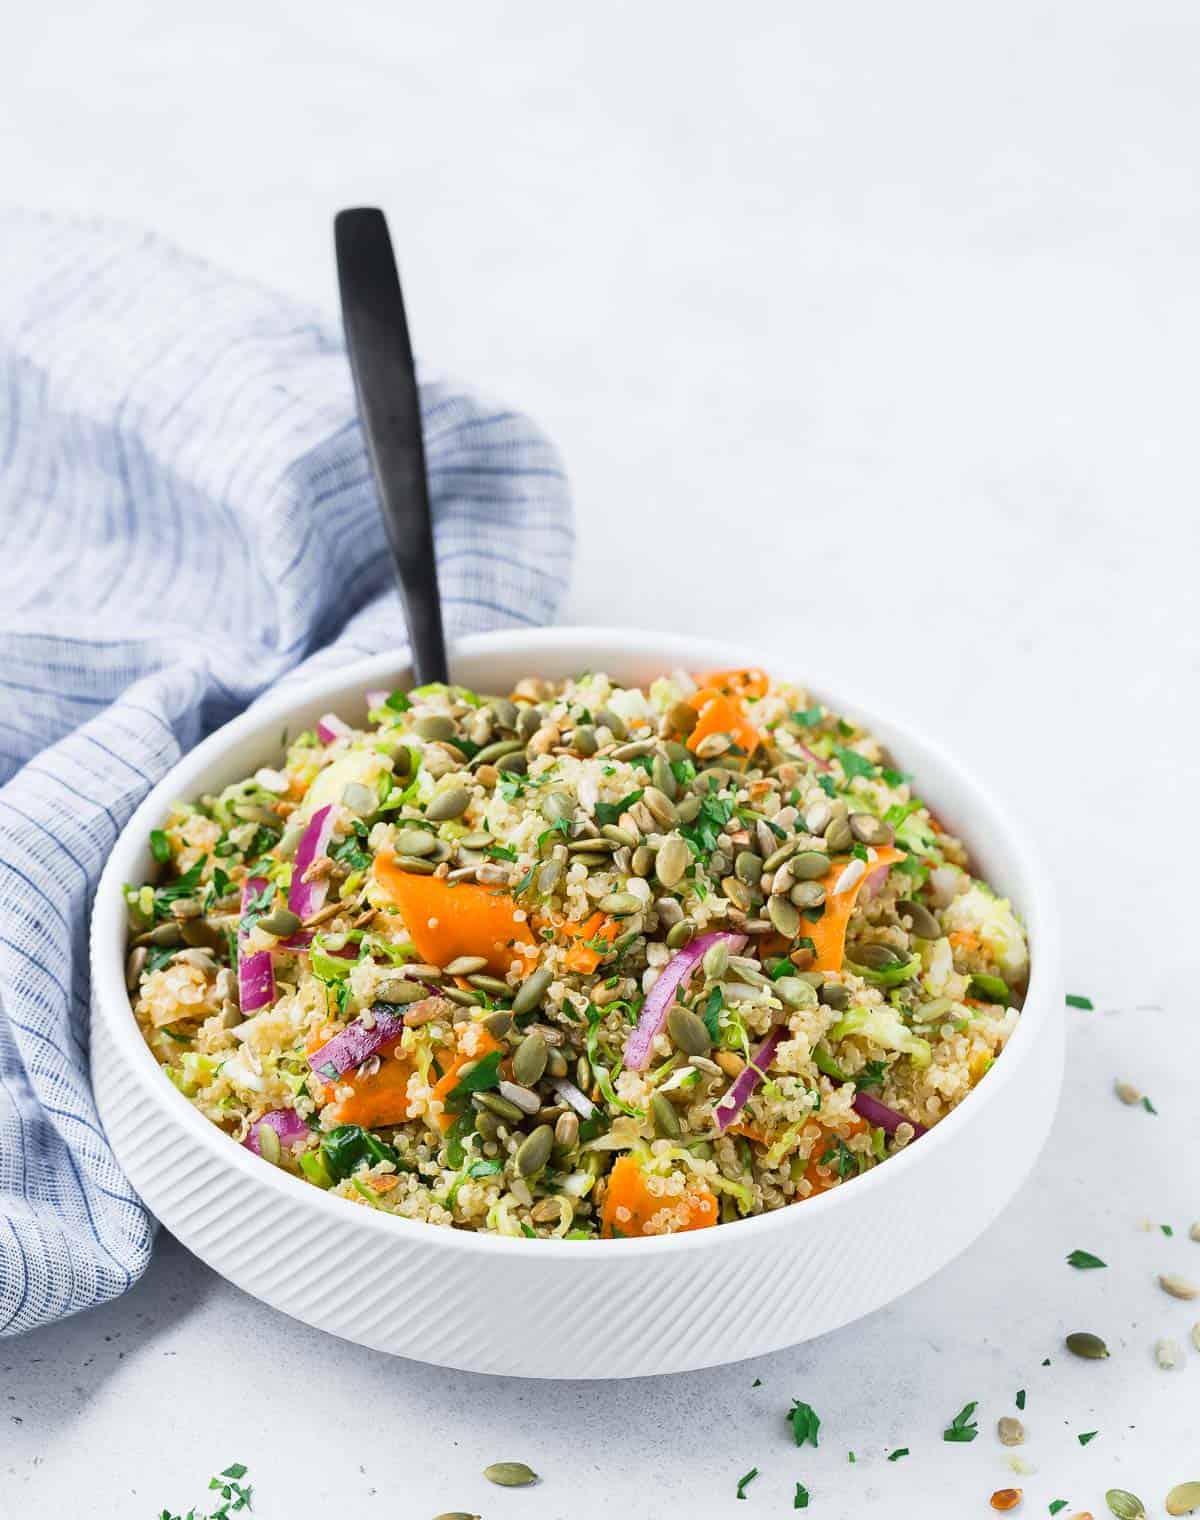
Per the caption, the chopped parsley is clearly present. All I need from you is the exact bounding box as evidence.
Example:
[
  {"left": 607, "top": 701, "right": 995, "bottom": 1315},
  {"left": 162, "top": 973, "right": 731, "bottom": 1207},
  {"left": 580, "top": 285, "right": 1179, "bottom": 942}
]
[
  {"left": 384, "top": 689, "right": 411, "bottom": 712},
  {"left": 817, "top": 775, "right": 837, "bottom": 798},
  {"left": 149, "top": 828, "right": 171, "bottom": 864},
  {"left": 853, "top": 1060, "right": 888, "bottom": 1092},
  {"left": 1015, "top": 1389, "right": 1026, "bottom": 1410},
  {"left": 881, "top": 767, "right": 912, "bottom": 787},
  {"left": 595, "top": 789, "right": 644, "bottom": 827},
  {"left": 887, "top": 1447, "right": 909, "bottom": 1461},
  {"left": 1049, "top": 1502, "right": 1068, "bottom": 1516},
  {"left": 1065, "top": 993, "right": 1094, "bottom": 1010},
  {"left": 1161, "top": 1224, "right": 1174, "bottom": 1237},
  {"left": 735, "top": 1467, "right": 759, "bottom": 1500},
  {"left": 834, "top": 747, "right": 877, "bottom": 782},
  {"left": 159, "top": 1460, "right": 253, "bottom": 1520},
  {"left": 942, "top": 1401, "right": 978, "bottom": 1443},
  {"left": 154, "top": 859, "right": 207, "bottom": 916},
  {"left": 818, "top": 1138, "right": 859, "bottom": 1181},
  {"left": 793, "top": 1481, "right": 810, "bottom": 1509},
  {"left": 1142, "top": 1095, "right": 1158, "bottom": 1114},
  {"left": 699, "top": 986, "right": 723, "bottom": 1041},
  {"left": 1077, "top": 1430, "right": 1098, "bottom": 1446},
  {"left": 788, "top": 1400, "right": 821, "bottom": 1448},
  {"left": 752, "top": 1377, "right": 762, "bottom": 1388},
  {"left": 680, "top": 792, "right": 734, "bottom": 856},
  {"left": 1066, "top": 1249, "right": 1107, "bottom": 1270},
  {"left": 792, "top": 705, "right": 823, "bottom": 727}
]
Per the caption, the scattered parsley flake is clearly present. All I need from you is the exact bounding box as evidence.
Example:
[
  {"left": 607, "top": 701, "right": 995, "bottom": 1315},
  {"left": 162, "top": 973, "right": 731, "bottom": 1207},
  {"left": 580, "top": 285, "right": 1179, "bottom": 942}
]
[
  {"left": 942, "top": 1401, "right": 978, "bottom": 1443},
  {"left": 793, "top": 1481, "right": 810, "bottom": 1510},
  {"left": 1049, "top": 1502, "right": 1068, "bottom": 1516},
  {"left": 1065, "top": 993, "right": 1093, "bottom": 1010},
  {"left": 1015, "top": 1389, "right": 1026, "bottom": 1410},
  {"left": 887, "top": 1447, "right": 909, "bottom": 1461},
  {"left": 1161, "top": 1224, "right": 1174, "bottom": 1237},
  {"left": 847, "top": 1452, "right": 856, "bottom": 1464},
  {"left": 736, "top": 1467, "right": 760, "bottom": 1500},
  {"left": 1041, "top": 1358, "right": 1051, "bottom": 1366},
  {"left": 1142, "top": 1095, "right": 1158, "bottom": 1114},
  {"left": 752, "top": 1377, "right": 762, "bottom": 1387},
  {"left": 788, "top": 1400, "right": 821, "bottom": 1448},
  {"left": 1066, "top": 1249, "right": 1107, "bottom": 1270},
  {"left": 1077, "top": 1430, "right": 1098, "bottom": 1446}
]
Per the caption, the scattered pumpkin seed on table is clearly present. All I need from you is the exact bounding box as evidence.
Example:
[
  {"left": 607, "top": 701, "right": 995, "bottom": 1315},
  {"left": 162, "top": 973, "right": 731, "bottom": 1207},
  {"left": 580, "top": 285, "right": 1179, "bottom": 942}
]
[{"left": 484, "top": 1462, "right": 538, "bottom": 1487}]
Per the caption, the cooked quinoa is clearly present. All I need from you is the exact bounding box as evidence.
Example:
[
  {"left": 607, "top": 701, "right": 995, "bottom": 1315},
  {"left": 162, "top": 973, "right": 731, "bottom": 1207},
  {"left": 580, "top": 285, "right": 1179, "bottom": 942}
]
[{"left": 125, "top": 667, "right": 1029, "bottom": 1239}]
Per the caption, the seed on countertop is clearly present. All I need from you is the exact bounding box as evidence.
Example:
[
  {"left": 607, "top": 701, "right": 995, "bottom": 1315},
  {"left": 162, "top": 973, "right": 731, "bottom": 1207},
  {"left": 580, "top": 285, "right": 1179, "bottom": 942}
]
[
  {"left": 434, "top": 1512, "right": 481, "bottom": 1519},
  {"left": 1160, "top": 1274, "right": 1199, "bottom": 1300},
  {"left": 1065, "top": 1331, "right": 1109, "bottom": 1359},
  {"left": 849, "top": 812, "right": 894, "bottom": 846},
  {"left": 897, "top": 899, "right": 941, "bottom": 939},
  {"left": 1106, "top": 1491, "right": 1146, "bottom": 1520},
  {"left": 513, "top": 1031, "right": 549, "bottom": 1086},
  {"left": 1157, "top": 1338, "right": 1181, "bottom": 1368},
  {"left": 1114, "top": 1079, "right": 1142, "bottom": 1105},
  {"left": 997, "top": 1416, "right": 1025, "bottom": 1446},
  {"left": 1191, "top": 1221, "right": 1200, "bottom": 1242},
  {"left": 667, "top": 1005, "right": 711, "bottom": 1056},
  {"left": 665, "top": 918, "right": 695, "bottom": 949},
  {"left": 484, "top": 1462, "right": 539, "bottom": 1488},
  {"left": 511, "top": 965, "right": 553, "bottom": 1017},
  {"left": 650, "top": 1092, "right": 682, "bottom": 1138},
  {"left": 989, "top": 1492, "right": 1022, "bottom": 1513},
  {"left": 1167, "top": 1484, "right": 1200, "bottom": 1517},
  {"left": 515, "top": 1126, "right": 554, "bottom": 1177}
]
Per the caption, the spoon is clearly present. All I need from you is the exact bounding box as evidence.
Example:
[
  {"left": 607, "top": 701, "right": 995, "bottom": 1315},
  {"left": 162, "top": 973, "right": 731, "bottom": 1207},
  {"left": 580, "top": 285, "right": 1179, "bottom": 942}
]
[{"left": 334, "top": 207, "right": 449, "bottom": 686}]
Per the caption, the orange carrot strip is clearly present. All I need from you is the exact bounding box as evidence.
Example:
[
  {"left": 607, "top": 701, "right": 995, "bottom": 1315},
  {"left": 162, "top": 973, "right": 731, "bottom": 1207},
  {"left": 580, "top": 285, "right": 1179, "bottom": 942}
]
[
  {"left": 326, "top": 1040, "right": 416, "bottom": 1128},
  {"left": 428, "top": 1024, "right": 502, "bottom": 1132},
  {"left": 599, "top": 1154, "right": 718, "bottom": 1238},
  {"left": 693, "top": 667, "right": 770, "bottom": 700},
  {"left": 685, "top": 688, "right": 761, "bottom": 756},
  {"left": 374, "top": 855, "right": 535, "bottom": 974},
  {"left": 807, "top": 847, "right": 905, "bottom": 972},
  {"left": 801, "top": 1116, "right": 868, "bottom": 1196},
  {"left": 559, "top": 912, "right": 619, "bottom": 974}
]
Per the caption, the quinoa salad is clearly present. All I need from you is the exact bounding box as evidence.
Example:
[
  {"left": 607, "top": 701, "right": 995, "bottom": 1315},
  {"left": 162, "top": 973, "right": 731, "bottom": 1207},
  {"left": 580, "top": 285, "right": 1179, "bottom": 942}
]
[{"left": 125, "top": 667, "right": 1030, "bottom": 1240}]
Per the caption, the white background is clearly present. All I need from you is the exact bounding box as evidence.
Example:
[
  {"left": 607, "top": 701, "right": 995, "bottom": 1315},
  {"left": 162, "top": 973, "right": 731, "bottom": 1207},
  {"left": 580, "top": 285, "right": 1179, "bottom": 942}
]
[{"left": 3, "top": 4, "right": 1199, "bottom": 1516}]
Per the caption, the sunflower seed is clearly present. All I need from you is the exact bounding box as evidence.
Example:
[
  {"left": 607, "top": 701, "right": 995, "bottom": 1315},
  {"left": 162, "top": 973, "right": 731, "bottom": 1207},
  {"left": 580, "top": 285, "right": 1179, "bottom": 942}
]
[
  {"left": 515, "top": 1126, "right": 554, "bottom": 1177},
  {"left": 1159, "top": 1274, "right": 1199, "bottom": 1301},
  {"left": 611, "top": 739, "right": 655, "bottom": 761},
  {"left": 444, "top": 955, "right": 489, "bottom": 977},
  {"left": 631, "top": 844, "right": 654, "bottom": 877},
  {"left": 1166, "top": 1484, "right": 1200, "bottom": 1517},
  {"left": 512, "top": 965, "right": 553, "bottom": 1017},
  {"left": 499, "top": 1080, "right": 542, "bottom": 1115},
  {"left": 997, "top": 1416, "right": 1024, "bottom": 1446},
  {"left": 554, "top": 1110, "right": 580, "bottom": 1148},
  {"left": 537, "top": 858, "right": 563, "bottom": 894},
  {"left": 654, "top": 834, "right": 690, "bottom": 889},
  {"left": 832, "top": 858, "right": 865, "bottom": 895},
  {"left": 484, "top": 1462, "right": 538, "bottom": 1488},
  {"left": 804, "top": 800, "right": 833, "bottom": 835}
]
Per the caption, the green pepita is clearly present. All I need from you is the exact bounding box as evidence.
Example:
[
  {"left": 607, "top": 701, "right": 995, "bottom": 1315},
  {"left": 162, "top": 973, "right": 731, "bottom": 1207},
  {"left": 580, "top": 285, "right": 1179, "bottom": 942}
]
[
  {"left": 641, "top": 786, "right": 677, "bottom": 827},
  {"left": 819, "top": 982, "right": 850, "bottom": 1010},
  {"left": 825, "top": 817, "right": 853, "bottom": 853},
  {"left": 594, "top": 707, "right": 626, "bottom": 739},
  {"left": 515, "top": 1125, "right": 554, "bottom": 1177},
  {"left": 720, "top": 877, "right": 752, "bottom": 912},
  {"left": 767, "top": 895, "right": 801, "bottom": 938},
  {"left": 443, "top": 955, "right": 489, "bottom": 977},
  {"left": 650, "top": 1092, "right": 682, "bottom": 1138},
  {"left": 482, "top": 1010, "right": 514, "bottom": 1038},
  {"left": 735, "top": 849, "right": 763, "bottom": 886},
  {"left": 484, "top": 1462, "right": 539, "bottom": 1488},
  {"left": 655, "top": 834, "right": 690, "bottom": 889},
  {"left": 414, "top": 714, "right": 457, "bottom": 742},
  {"left": 470, "top": 738, "right": 524, "bottom": 768},
  {"left": 598, "top": 891, "right": 642, "bottom": 916},
  {"left": 512, "top": 1030, "right": 549, "bottom": 1086},
  {"left": 124, "top": 946, "right": 147, "bottom": 992},
  {"left": 667, "top": 1005, "right": 711, "bottom": 1056},
  {"left": 536, "top": 858, "right": 563, "bottom": 894},
  {"left": 674, "top": 795, "right": 702, "bottom": 824},
  {"left": 496, "top": 750, "right": 528, "bottom": 774},
  {"left": 375, "top": 978, "right": 428, "bottom": 1006},
  {"left": 790, "top": 850, "right": 831, "bottom": 881},
  {"left": 897, "top": 899, "right": 941, "bottom": 939},
  {"left": 667, "top": 700, "right": 698, "bottom": 734},
  {"left": 474, "top": 1091, "right": 524, "bottom": 1122},
  {"left": 665, "top": 918, "right": 695, "bottom": 949},
  {"left": 762, "top": 838, "right": 800, "bottom": 873},
  {"left": 776, "top": 976, "right": 819, "bottom": 1010},
  {"left": 425, "top": 787, "right": 471, "bottom": 822},
  {"left": 394, "top": 827, "right": 438, "bottom": 857},
  {"left": 258, "top": 907, "right": 302, "bottom": 938},
  {"left": 541, "top": 790, "right": 575, "bottom": 823},
  {"left": 849, "top": 812, "right": 894, "bottom": 846},
  {"left": 1066, "top": 1331, "right": 1110, "bottom": 1359},
  {"left": 850, "top": 942, "right": 903, "bottom": 970},
  {"left": 390, "top": 854, "right": 437, "bottom": 875},
  {"left": 1106, "top": 1490, "right": 1146, "bottom": 1520},
  {"left": 601, "top": 824, "right": 639, "bottom": 848},
  {"left": 572, "top": 724, "right": 598, "bottom": 755},
  {"left": 702, "top": 941, "right": 730, "bottom": 980},
  {"left": 467, "top": 973, "right": 511, "bottom": 997},
  {"left": 652, "top": 751, "right": 677, "bottom": 799},
  {"left": 789, "top": 880, "right": 826, "bottom": 910},
  {"left": 511, "top": 965, "right": 553, "bottom": 1018}
]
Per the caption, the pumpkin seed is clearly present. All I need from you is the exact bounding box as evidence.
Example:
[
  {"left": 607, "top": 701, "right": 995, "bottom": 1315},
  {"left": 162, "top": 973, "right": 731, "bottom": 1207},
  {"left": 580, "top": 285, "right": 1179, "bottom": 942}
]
[
  {"left": 512, "top": 965, "right": 553, "bottom": 1017},
  {"left": 762, "top": 838, "right": 800, "bottom": 873},
  {"left": 631, "top": 844, "right": 654, "bottom": 877},
  {"left": 391, "top": 854, "right": 437, "bottom": 875},
  {"left": 470, "top": 738, "right": 524, "bottom": 768},
  {"left": 483, "top": 1010, "right": 513, "bottom": 1038},
  {"left": 611, "top": 739, "right": 655, "bottom": 761},
  {"left": 425, "top": 787, "right": 471, "bottom": 822},
  {"left": 1106, "top": 1490, "right": 1146, "bottom": 1520},
  {"left": 545, "top": 1047, "right": 567, "bottom": 1079},
  {"left": 442, "top": 986, "right": 483, "bottom": 1008},
  {"left": 498, "top": 1080, "right": 541, "bottom": 1115},
  {"left": 655, "top": 834, "right": 690, "bottom": 889},
  {"left": 537, "top": 858, "right": 563, "bottom": 894},
  {"left": 496, "top": 751, "right": 528, "bottom": 774},
  {"left": 825, "top": 817, "right": 854, "bottom": 853},
  {"left": 996, "top": 1416, "right": 1024, "bottom": 1446},
  {"left": 434, "top": 1511, "right": 481, "bottom": 1519},
  {"left": 851, "top": 942, "right": 903, "bottom": 970},
  {"left": 566, "top": 838, "right": 616, "bottom": 856},
  {"left": 513, "top": 1031, "right": 549, "bottom": 1086},
  {"left": 776, "top": 977, "right": 819, "bottom": 1010},
  {"left": 897, "top": 900, "right": 941, "bottom": 939},
  {"left": 258, "top": 907, "right": 302, "bottom": 938},
  {"left": 554, "top": 1110, "right": 580, "bottom": 1148},
  {"left": 594, "top": 707, "right": 626, "bottom": 739},
  {"left": 443, "top": 955, "right": 488, "bottom": 977},
  {"left": 375, "top": 978, "right": 428, "bottom": 1006},
  {"left": 515, "top": 1125, "right": 554, "bottom": 1177},
  {"left": 572, "top": 724, "right": 598, "bottom": 755},
  {"left": 702, "top": 941, "right": 730, "bottom": 980},
  {"left": 721, "top": 877, "right": 752, "bottom": 912},
  {"left": 137, "top": 921, "right": 184, "bottom": 947},
  {"left": 575, "top": 1054, "right": 592, "bottom": 1090},
  {"left": 819, "top": 982, "right": 850, "bottom": 1010},
  {"left": 474, "top": 1091, "right": 524, "bottom": 1122},
  {"left": 414, "top": 714, "right": 457, "bottom": 742},
  {"left": 735, "top": 849, "right": 763, "bottom": 886},
  {"left": 667, "top": 700, "right": 698, "bottom": 734},
  {"left": 667, "top": 1005, "right": 711, "bottom": 1056},
  {"left": 652, "top": 752, "right": 677, "bottom": 800},
  {"left": 484, "top": 1462, "right": 538, "bottom": 1488},
  {"left": 490, "top": 697, "right": 518, "bottom": 731},
  {"left": 849, "top": 812, "right": 894, "bottom": 846},
  {"left": 790, "top": 850, "right": 831, "bottom": 881},
  {"left": 1159, "top": 1274, "right": 1199, "bottom": 1301},
  {"left": 789, "top": 880, "right": 826, "bottom": 910},
  {"left": 764, "top": 895, "right": 799, "bottom": 937},
  {"left": 598, "top": 891, "right": 642, "bottom": 916},
  {"left": 666, "top": 918, "right": 695, "bottom": 949},
  {"left": 650, "top": 1092, "right": 682, "bottom": 1138},
  {"left": 394, "top": 827, "right": 437, "bottom": 857},
  {"left": 1166, "top": 1482, "right": 1200, "bottom": 1516},
  {"left": 541, "top": 790, "right": 575, "bottom": 823},
  {"left": 601, "top": 824, "right": 639, "bottom": 848},
  {"left": 257, "top": 1124, "right": 281, "bottom": 1165},
  {"left": 1066, "top": 1331, "right": 1110, "bottom": 1359},
  {"left": 642, "top": 786, "right": 677, "bottom": 827},
  {"left": 124, "top": 946, "right": 148, "bottom": 992},
  {"left": 516, "top": 705, "right": 541, "bottom": 740},
  {"left": 467, "top": 973, "right": 511, "bottom": 997},
  {"left": 457, "top": 831, "right": 491, "bottom": 850},
  {"left": 674, "top": 795, "right": 702, "bottom": 824}
]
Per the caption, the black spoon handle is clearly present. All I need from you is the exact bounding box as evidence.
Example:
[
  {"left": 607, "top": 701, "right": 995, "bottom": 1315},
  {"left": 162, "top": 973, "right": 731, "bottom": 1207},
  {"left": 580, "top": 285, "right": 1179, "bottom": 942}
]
[{"left": 334, "top": 207, "right": 449, "bottom": 686}]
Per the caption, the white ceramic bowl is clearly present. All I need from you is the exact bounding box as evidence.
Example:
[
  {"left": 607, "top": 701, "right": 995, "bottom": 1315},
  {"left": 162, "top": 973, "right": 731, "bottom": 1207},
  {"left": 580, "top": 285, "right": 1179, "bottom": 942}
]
[{"left": 91, "top": 628, "right": 1062, "bottom": 1378}]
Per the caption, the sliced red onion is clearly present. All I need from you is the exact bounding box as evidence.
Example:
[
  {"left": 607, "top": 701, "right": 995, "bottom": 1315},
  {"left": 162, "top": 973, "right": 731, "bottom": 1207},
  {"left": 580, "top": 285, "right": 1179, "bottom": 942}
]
[
  {"left": 549, "top": 1077, "right": 595, "bottom": 1120},
  {"left": 316, "top": 712, "right": 352, "bottom": 745},
  {"left": 714, "top": 1023, "right": 786, "bottom": 1134},
  {"left": 243, "top": 1107, "right": 309, "bottom": 1155},
  {"left": 287, "top": 804, "right": 335, "bottom": 923},
  {"left": 859, "top": 862, "right": 891, "bottom": 904},
  {"left": 624, "top": 930, "right": 747, "bottom": 1071},
  {"left": 366, "top": 688, "right": 389, "bottom": 710},
  {"left": 306, "top": 1003, "right": 408, "bottom": 1081},
  {"left": 795, "top": 740, "right": 830, "bottom": 771},
  {"left": 238, "top": 876, "right": 276, "bottom": 1013},
  {"left": 851, "top": 1089, "right": 927, "bottom": 1138}
]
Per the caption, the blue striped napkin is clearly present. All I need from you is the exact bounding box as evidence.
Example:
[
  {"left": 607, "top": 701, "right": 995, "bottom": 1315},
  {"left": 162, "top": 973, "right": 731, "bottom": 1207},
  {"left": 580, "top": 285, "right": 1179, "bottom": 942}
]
[{"left": 0, "top": 211, "right": 573, "bottom": 1335}]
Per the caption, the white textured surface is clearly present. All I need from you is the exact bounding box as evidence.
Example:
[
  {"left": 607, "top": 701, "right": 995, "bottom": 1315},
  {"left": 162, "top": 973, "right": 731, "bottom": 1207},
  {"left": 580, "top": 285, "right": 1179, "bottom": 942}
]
[{"left": 3, "top": 3, "right": 1199, "bottom": 1515}]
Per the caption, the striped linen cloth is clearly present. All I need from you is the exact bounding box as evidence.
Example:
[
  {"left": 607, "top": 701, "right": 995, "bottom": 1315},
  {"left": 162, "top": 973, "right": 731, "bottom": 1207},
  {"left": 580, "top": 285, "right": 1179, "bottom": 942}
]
[{"left": 0, "top": 211, "right": 573, "bottom": 1335}]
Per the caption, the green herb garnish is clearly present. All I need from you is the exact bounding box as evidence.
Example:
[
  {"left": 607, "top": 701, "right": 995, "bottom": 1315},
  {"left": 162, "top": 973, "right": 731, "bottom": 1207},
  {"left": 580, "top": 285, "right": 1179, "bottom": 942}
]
[
  {"left": 834, "top": 747, "right": 877, "bottom": 782},
  {"left": 595, "top": 789, "right": 644, "bottom": 827},
  {"left": 1077, "top": 1430, "right": 1098, "bottom": 1446},
  {"left": 1066, "top": 1249, "right": 1106, "bottom": 1270},
  {"left": 887, "top": 1447, "right": 909, "bottom": 1461},
  {"left": 149, "top": 828, "right": 171, "bottom": 864},
  {"left": 942, "top": 1401, "right": 978, "bottom": 1443},
  {"left": 1066, "top": 993, "right": 1093, "bottom": 1010},
  {"left": 1142, "top": 1095, "right": 1157, "bottom": 1114},
  {"left": 1049, "top": 1502, "right": 1068, "bottom": 1516},
  {"left": 793, "top": 1481, "right": 810, "bottom": 1509},
  {"left": 788, "top": 1400, "right": 821, "bottom": 1448},
  {"left": 1015, "top": 1389, "right": 1026, "bottom": 1409},
  {"left": 735, "top": 1467, "right": 759, "bottom": 1500}
]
